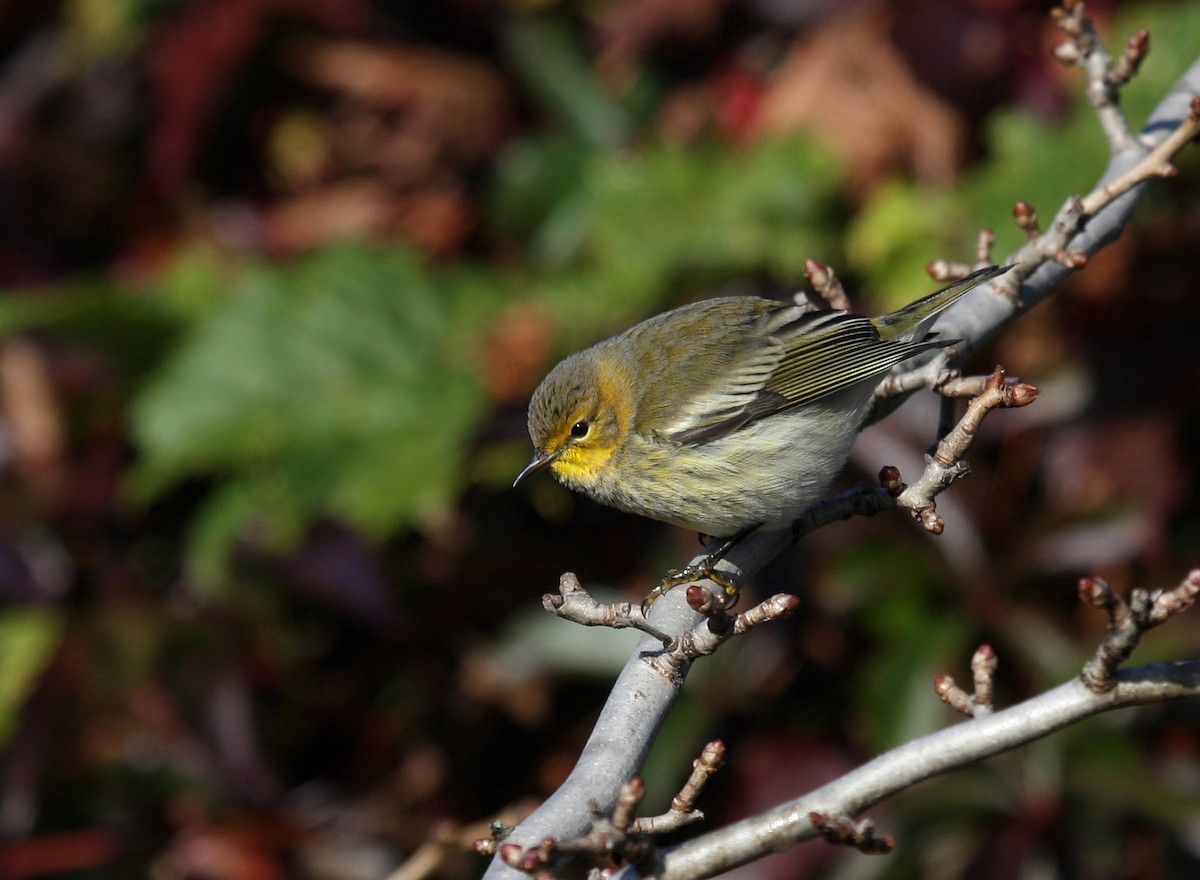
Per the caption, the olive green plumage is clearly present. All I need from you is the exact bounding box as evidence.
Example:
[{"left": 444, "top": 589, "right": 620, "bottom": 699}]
[{"left": 518, "top": 265, "right": 1007, "bottom": 536}]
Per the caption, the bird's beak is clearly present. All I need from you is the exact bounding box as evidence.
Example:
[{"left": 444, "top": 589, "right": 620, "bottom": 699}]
[{"left": 513, "top": 449, "right": 558, "bottom": 488}]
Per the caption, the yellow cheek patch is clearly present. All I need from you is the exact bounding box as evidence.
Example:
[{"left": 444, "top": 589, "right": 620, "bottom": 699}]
[
  {"left": 551, "top": 443, "right": 616, "bottom": 483},
  {"left": 545, "top": 359, "right": 632, "bottom": 485}
]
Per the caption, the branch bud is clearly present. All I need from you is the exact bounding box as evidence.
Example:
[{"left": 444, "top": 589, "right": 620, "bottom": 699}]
[
  {"left": 699, "top": 740, "right": 726, "bottom": 770},
  {"left": 613, "top": 778, "right": 644, "bottom": 832},
  {"left": 517, "top": 840, "right": 555, "bottom": 872},
  {"left": 920, "top": 510, "right": 945, "bottom": 534},
  {"left": 1078, "top": 576, "right": 1114, "bottom": 606},
  {"left": 972, "top": 643, "right": 997, "bottom": 668},
  {"left": 499, "top": 844, "right": 524, "bottom": 867},
  {"left": 878, "top": 465, "right": 904, "bottom": 495},
  {"left": 1053, "top": 41, "right": 1082, "bottom": 65},
  {"left": 1007, "top": 383, "right": 1040, "bottom": 407},
  {"left": 1013, "top": 200, "right": 1040, "bottom": 237},
  {"left": 686, "top": 584, "right": 715, "bottom": 614}
]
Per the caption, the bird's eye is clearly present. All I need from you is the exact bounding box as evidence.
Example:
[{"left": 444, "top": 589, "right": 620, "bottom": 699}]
[{"left": 570, "top": 420, "right": 590, "bottom": 439}]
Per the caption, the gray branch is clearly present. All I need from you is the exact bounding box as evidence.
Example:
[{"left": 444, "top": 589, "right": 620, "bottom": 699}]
[
  {"left": 654, "top": 662, "right": 1200, "bottom": 879},
  {"left": 483, "top": 49, "right": 1200, "bottom": 880}
]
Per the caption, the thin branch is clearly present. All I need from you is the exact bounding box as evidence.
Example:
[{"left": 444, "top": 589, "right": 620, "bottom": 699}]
[
  {"left": 652, "top": 661, "right": 1200, "bottom": 880},
  {"left": 803, "top": 259, "right": 851, "bottom": 311},
  {"left": 891, "top": 367, "right": 1038, "bottom": 534},
  {"left": 485, "top": 11, "right": 1200, "bottom": 877},
  {"left": 934, "top": 644, "right": 999, "bottom": 718},
  {"left": 1051, "top": 0, "right": 1140, "bottom": 153},
  {"left": 1078, "top": 95, "right": 1200, "bottom": 216},
  {"left": 1080, "top": 570, "right": 1200, "bottom": 692},
  {"left": 545, "top": 572, "right": 674, "bottom": 646},
  {"left": 807, "top": 813, "right": 894, "bottom": 855},
  {"left": 489, "top": 742, "right": 729, "bottom": 872}
]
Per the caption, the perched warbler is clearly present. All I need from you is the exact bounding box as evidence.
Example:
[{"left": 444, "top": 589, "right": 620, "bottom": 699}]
[{"left": 515, "top": 264, "right": 1009, "bottom": 599}]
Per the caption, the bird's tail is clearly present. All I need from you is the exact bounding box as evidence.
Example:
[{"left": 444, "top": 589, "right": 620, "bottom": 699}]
[{"left": 873, "top": 264, "right": 1012, "bottom": 342}]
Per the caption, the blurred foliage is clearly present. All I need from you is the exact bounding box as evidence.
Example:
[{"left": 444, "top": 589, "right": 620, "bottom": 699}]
[
  {"left": 0, "top": 609, "right": 62, "bottom": 745},
  {"left": 129, "top": 245, "right": 489, "bottom": 588},
  {"left": 850, "top": 0, "right": 1200, "bottom": 300},
  {"left": 517, "top": 137, "right": 844, "bottom": 333},
  {"left": 0, "top": 0, "right": 1195, "bottom": 877}
]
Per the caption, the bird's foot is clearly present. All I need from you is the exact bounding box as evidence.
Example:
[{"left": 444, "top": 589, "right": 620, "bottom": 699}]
[{"left": 642, "top": 561, "right": 740, "bottom": 611}]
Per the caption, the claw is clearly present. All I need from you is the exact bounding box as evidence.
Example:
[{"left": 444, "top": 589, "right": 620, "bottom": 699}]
[
  {"left": 641, "top": 524, "right": 760, "bottom": 611},
  {"left": 642, "top": 562, "right": 740, "bottom": 610}
]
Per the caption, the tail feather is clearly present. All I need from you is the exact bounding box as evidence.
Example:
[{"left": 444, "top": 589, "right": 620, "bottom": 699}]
[{"left": 873, "top": 264, "right": 1012, "bottom": 341}]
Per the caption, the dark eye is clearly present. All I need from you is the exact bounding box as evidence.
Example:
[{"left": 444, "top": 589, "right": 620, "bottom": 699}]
[{"left": 570, "top": 420, "right": 590, "bottom": 439}]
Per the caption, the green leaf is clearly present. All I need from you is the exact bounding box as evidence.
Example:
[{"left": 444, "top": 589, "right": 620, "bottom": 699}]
[
  {"left": 129, "top": 244, "right": 488, "bottom": 585},
  {"left": 0, "top": 608, "right": 63, "bottom": 745},
  {"left": 502, "top": 14, "right": 633, "bottom": 149},
  {"left": 521, "top": 136, "right": 845, "bottom": 341},
  {"left": 0, "top": 285, "right": 179, "bottom": 383},
  {"left": 847, "top": 2, "right": 1200, "bottom": 297}
]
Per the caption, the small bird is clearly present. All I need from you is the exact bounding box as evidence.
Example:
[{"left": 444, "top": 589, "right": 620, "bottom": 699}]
[{"left": 516, "top": 264, "right": 1009, "bottom": 601}]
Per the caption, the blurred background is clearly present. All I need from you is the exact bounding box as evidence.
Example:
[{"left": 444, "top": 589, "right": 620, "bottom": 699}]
[{"left": 0, "top": 0, "right": 1198, "bottom": 877}]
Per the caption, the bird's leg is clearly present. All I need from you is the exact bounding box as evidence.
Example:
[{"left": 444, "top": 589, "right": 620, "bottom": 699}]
[{"left": 642, "top": 525, "right": 759, "bottom": 610}]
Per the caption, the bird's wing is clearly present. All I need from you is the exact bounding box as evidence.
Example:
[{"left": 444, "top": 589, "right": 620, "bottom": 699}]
[
  {"left": 658, "top": 305, "right": 946, "bottom": 446},
  {"left": 760, "top": 310, "right": 946, "bottom": 405},
  {"left": 631, "top": 298, "right": 791, "bottom": 443}
]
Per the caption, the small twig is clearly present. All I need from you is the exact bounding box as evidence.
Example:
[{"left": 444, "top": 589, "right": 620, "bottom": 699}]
[
  {"left": 1107, "top": 29, "right": 1150, "bottom": 90},
  {"left": 971, "top": 643, "right": 999, "bottom": 715},
  {"left": 933, "top": 373, "right": 991, "bottom": 398},
  {"left": 665, "top": 590, "right": 800, "bottom": 663},
  {"left": 1079, "top": 570, "right": 1200, "bottom": 692},
  {"left": 871, "top": 351, "right": 955, "bottom": 403},
  {"left": 934, "top": 644, "right": 999, "bottom": 718},
  {"left": 926, "top": 260, "right": 970, "bottom": 282},
  {"left": 492, "top": 742, "right": 728, "bottom": 876},
  {"left": 671, "top": 741, "right": 725, "bottom": 815},
  {"left": 933, "top": 674, "right": 972, "bottom": 715},
  {"left": 611, "top": 778, "right": 643, "bottom": 834},
  {"left": 634, "top": 741, "right": 726, "bottom": 835},
  {"left": 804, "top": 259, "right": 851, "bottom": 311},
  {"left": 1051, "top": 0, "right": 1139, "bottom": 153},
  {"left": 975, "top": 228, "right": 997, "bottom": 265},
  {"left": 808, "top": 813, "right": 894, "bottom": 855},
  {"left": 893, "top": 367, "right": 1039, "bottom": 534},
  {"left": 927, "top": 230, "right": 998, "bottom": 283},
  {"left": 1078, "top": 96, "right": 1200, "bottom": 216},
  {"left": 1013, "top": 201, "right": 1040, "bottom": 241},
  {"left": 507, "top": 784, "right": 654, "bottom": 871},
  {"left": 545, "top": 573, "right": 674, "bottom": 646}
]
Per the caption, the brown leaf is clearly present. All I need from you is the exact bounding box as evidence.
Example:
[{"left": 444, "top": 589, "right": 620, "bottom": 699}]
[
  {"left": 0, "top": 339, "right": 65, "bottom": 505},
  {"left": 756, "top": 5, "right": 964, "bottom": 195},
  {"left": 263, "top": 181, "right": 396, "bottom": 253},
  {"left": 479, "top": 303, "right": 556, "bottom": 405},
  {"left": 282, "top": 37, "right": 512, "bottom": 163}
]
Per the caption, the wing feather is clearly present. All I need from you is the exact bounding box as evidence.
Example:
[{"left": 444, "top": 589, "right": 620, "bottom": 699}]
[
  {"left": 663, "top": 307, "right": 951, "bottom": 446},
  {"left": 656, "top": 268, "right": 1010, "bottom": 445}
]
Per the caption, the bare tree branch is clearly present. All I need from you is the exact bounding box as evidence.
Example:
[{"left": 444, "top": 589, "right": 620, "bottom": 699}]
[
  {"left": 651, "top": 660, "right": 1200, "bottom": 880},
  {"left": 484, "top": 10, "right": 1200, "bottom": 878}
]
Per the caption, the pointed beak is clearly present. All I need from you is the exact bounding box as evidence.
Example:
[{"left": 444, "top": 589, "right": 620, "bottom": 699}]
[{"left": 513, "top": 449, "right": 558, "bottom": 488}]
